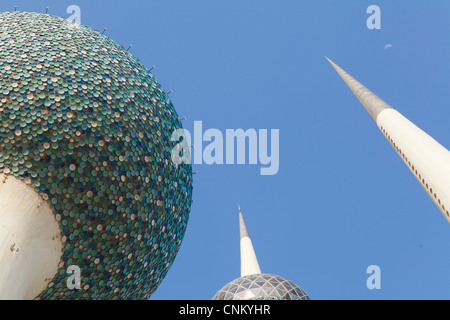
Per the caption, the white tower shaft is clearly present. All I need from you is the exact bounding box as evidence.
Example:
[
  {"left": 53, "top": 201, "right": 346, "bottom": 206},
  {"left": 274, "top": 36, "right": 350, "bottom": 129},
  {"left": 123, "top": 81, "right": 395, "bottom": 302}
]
[
  {"left": 239, "top": 206, "right": 261, "bottom": 277},
  {"left": 327, "top": 58, "right": 450, "bottom": 223},
  {"left": 0, "top": 174, "right": 62, "bottom": 299}
]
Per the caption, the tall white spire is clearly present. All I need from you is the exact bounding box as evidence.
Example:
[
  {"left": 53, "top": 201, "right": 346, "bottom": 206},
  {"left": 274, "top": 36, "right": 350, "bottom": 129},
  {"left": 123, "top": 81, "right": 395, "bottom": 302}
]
[
  {"left": 238, "top": 205, "right": 261, "bottom": 277},
  {"left": 327, "top": 57, "right": 450, "bottom": 223}
]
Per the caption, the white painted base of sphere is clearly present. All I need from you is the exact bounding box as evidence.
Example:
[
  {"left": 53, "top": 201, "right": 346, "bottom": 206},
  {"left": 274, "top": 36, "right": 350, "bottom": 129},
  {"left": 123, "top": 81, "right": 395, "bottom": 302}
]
[{"left": 0, "top": 174, "right": 63, "bottom": 300}]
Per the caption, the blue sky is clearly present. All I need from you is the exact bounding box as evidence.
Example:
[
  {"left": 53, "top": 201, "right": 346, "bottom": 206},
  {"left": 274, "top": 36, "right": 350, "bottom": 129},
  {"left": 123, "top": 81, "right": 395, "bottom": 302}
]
[{"left": 4, "top": 0, "right": 450, "bottom": 299}]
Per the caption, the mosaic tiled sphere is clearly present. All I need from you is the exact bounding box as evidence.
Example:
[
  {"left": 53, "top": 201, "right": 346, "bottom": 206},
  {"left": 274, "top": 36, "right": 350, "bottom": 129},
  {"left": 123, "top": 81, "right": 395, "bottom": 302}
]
[
  {"left": 212, "top": 274, "right": 310, "bottom": 300},
  {"left": 0, "top": 11, "right": 192, "bottom": 299}
]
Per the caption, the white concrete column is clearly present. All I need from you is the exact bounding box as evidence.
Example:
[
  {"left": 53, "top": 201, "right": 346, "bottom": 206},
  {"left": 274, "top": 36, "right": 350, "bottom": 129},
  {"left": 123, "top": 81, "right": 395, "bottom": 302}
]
[
  {"left": 239, "top": 205, "right": 261, "bottom": 277},
  {"left": 327, "top": 58, "right": 450, "bottom": 223},
  {"left": 0, "top": 174, "right": 63, "bottom": 299}
]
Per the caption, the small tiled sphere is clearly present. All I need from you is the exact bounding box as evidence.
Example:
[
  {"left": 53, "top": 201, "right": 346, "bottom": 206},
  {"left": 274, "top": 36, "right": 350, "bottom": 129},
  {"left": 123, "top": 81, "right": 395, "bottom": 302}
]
[
  {"left": 212, "top": 274, "right": 310, "bottom": 300},
  {"left": 0, "top": 11, "right": 192, "bottom": 299}
]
